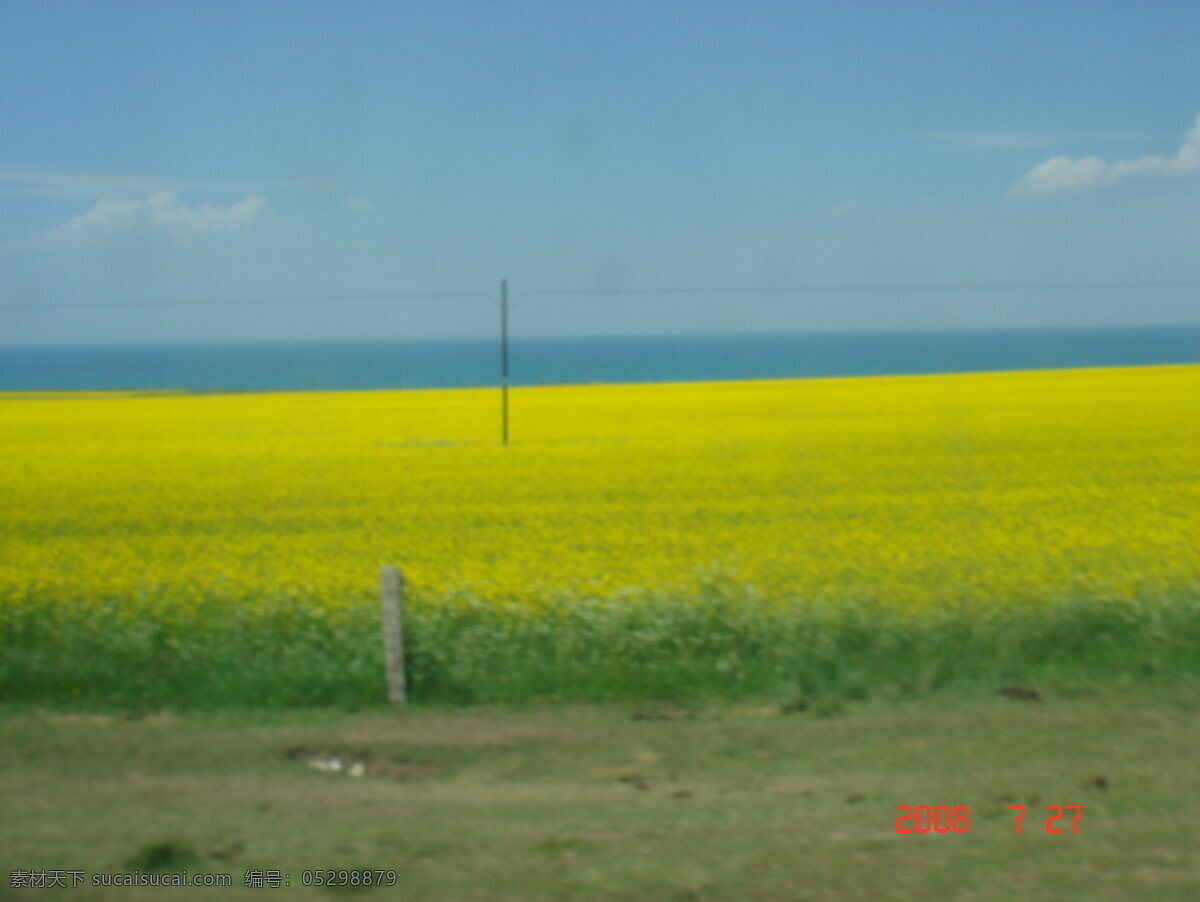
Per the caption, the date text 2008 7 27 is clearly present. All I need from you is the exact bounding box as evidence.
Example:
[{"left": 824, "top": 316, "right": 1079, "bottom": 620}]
[{"left": 895, "top": 805, "right": 1084, "bottom": 834}]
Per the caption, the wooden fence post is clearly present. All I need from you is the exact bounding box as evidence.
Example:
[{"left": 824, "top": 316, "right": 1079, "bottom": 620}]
[{"left": 379, "top": 565, "right": 407, "bottom": 707}]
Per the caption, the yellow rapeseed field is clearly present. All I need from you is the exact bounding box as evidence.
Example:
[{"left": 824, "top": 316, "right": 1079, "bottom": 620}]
[{"left": 2, "top": 364, "right": 1198, "bottom": 616}]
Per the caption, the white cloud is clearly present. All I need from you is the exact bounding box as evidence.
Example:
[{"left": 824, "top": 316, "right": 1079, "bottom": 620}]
[
  {"left": 343, "top": 195, "right": 377, "bottom": 213},
  {"left": 0, "top": 168, "right": 256, "bottom": 200},
  {"left": 921, "top": 127, "right": 1163, "bottom": 152},
  {"left": 2, "top": 167, "right": 373, "bottom": 221},
  {"left": 287, "top": 175, "right": 376, "bottom": 213},
  {"left": 26, "top": 190, "right": 266, "bottom": 246},
  {"left": 1013, "top": 115, "right": 1200, "bottom": 196}
]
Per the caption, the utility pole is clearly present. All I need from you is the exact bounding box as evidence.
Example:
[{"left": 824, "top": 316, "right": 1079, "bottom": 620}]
[{"left": 500, "top": 278, "right": 509, "bottom": 446}]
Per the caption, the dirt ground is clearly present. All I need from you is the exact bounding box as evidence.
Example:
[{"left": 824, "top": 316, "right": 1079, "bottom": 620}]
[{"left": 3, "top": 687, "right": 1199, "bottom": 901}]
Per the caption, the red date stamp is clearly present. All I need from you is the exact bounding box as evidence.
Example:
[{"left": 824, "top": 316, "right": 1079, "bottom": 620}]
[{"left": 895, "top": 804, "right": 1083, "bottom": 834}]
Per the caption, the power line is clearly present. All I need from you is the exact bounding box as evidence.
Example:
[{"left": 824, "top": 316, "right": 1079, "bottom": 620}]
[
  {"left": 0, "top": 290, "right": 494, "bottom": 312},
  {"left": 1, "top": 278, "right": 1196, "bottom": 312},
  {"left": 519, "top": 279, "right": 1200, "bottom": 299}
]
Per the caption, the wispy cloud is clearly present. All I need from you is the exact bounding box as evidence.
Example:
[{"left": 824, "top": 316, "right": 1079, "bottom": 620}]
[
  {"left": 23, "top": 190, "right": 266, "bottom": 247},
  {"left": 921, "top": 128, "right": 1163, "bottom": 152},
  {"left": 3, "top": 167, "right": 374, "bottom": 219},
  {"left": 1012, "top": 114, "right": 1200, "bottom": 196},
  {"left": 3, "top": 167, "right": 377, "bottom": 250},
  {"left": 0, "top": 168, "right": 256, "bottom": 201},
  {"left": 286, "top": 176, "right": 377, "bottom": 213}
]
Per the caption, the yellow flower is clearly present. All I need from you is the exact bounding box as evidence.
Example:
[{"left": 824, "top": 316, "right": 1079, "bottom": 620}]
[{"left": 1, "top": 365, "right": 1196, "bottom": 620}]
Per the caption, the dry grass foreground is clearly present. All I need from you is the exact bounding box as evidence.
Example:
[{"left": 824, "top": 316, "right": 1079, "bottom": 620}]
[{"left": 3, "top": 688, "right": 1200, "bottom": 901}]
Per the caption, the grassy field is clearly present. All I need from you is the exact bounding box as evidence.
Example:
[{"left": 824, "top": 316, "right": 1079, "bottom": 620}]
[
  {"left": 2, "top": 364, "right": 1199, "bottom": 706},
  {"left": 3, "top": 688, "right": 1200, "bottom": 901},
  {"left": 4, "top": 364, "right": 1198, "bottom": 898}
]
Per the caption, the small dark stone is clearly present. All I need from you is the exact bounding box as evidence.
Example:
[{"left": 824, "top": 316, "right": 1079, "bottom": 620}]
[{"left": 1000, "top": 686, "right": 1043, "bottom": 702}]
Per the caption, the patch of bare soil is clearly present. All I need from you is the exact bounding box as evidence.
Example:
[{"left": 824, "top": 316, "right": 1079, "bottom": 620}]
[
  {"left": 282, "top": 744, "right": 447, "bottom": 781},
  {"left": 333, "top": 714, "right": 552, "bottom": 748}
]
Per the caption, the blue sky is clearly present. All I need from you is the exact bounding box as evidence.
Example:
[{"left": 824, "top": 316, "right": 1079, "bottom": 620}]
[{"left": 2, "top": 1, "right": 1198, "bottom": 344}]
